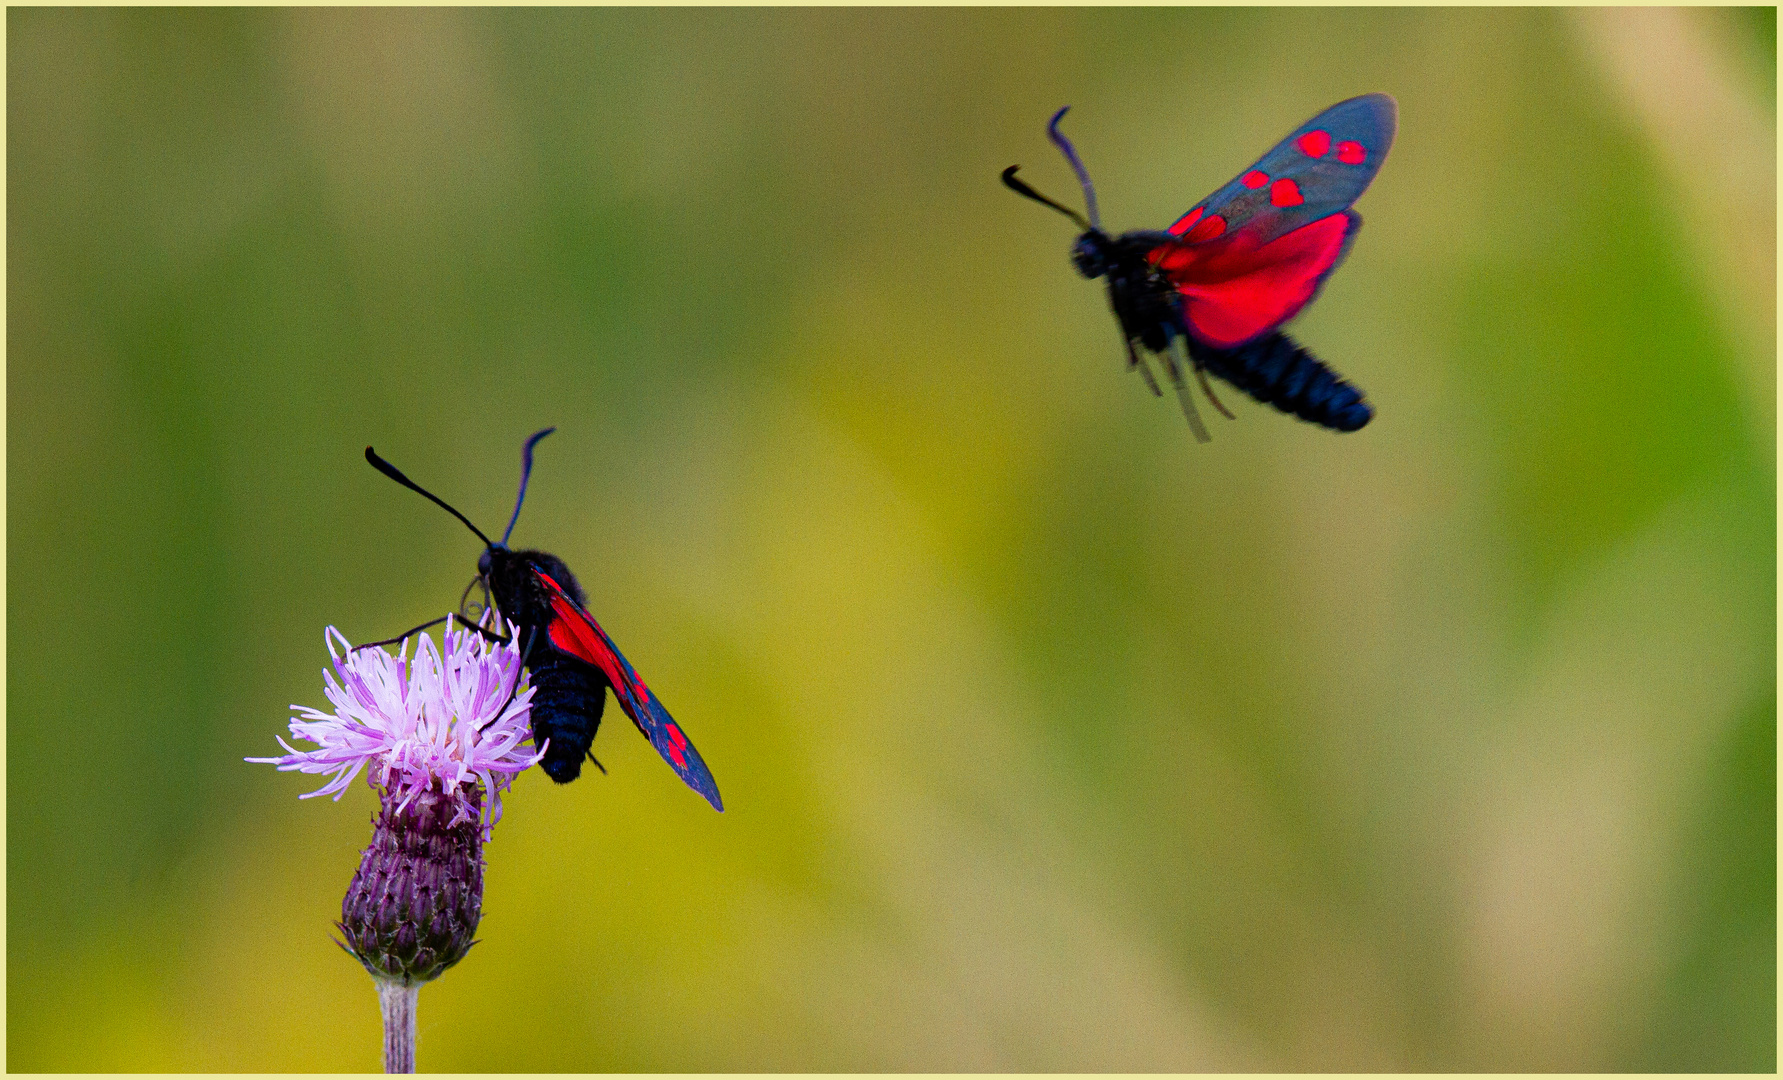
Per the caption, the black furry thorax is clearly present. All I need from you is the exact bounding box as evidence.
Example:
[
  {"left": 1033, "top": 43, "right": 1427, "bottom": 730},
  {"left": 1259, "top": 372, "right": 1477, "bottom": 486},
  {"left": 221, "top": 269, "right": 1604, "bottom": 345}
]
[
  {"left": 1071, "top": 229, "right": 1185, "bottom": 355},
  {"left": 481, "top": 547, "right": 586, "bottom": 631}
]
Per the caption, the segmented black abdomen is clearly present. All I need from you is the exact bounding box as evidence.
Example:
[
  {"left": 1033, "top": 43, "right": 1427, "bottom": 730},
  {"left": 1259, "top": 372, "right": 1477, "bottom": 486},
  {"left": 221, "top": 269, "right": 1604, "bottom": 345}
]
[
  {"left": 525, "top": 648, "right": 607, "bottom": 784},
  {"left": 1190, "top": 332, "right": 1373, "bottom": 432}
]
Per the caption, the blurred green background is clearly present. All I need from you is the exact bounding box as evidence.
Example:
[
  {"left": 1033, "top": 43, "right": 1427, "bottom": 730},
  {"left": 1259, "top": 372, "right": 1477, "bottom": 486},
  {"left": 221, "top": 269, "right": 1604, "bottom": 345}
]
[{"left": 8, "top": 7, "right": 1774, "bottom": 1071}]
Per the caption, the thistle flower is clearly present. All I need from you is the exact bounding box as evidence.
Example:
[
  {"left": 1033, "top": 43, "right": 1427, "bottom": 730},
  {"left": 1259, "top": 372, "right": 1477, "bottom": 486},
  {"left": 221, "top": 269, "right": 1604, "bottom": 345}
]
[
  {"left": 249, "top": 618, "right": 543, "bottom": 1070},
  {"left": 251, "top": 619, "right": 542, "bottom": 837}
]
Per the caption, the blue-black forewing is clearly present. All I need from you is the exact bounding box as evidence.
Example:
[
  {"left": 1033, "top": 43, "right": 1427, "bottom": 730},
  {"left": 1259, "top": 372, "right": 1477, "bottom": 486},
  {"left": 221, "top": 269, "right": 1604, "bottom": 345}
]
[
  {"left": 1163, "top": 94, "right": 1396, "bottom": 247},
  {"left": 533, "top": 568, "right": 723, "bottom": 811},
  {"left": 1145, "top": 94, "right": 1393, "bottom": 348}
]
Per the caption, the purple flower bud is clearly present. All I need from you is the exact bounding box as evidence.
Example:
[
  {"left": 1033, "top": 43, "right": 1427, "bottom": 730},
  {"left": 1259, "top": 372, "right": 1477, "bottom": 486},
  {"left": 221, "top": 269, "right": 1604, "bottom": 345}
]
[{"left": 340, "top": 785, "right": 485, "bottom": 985}]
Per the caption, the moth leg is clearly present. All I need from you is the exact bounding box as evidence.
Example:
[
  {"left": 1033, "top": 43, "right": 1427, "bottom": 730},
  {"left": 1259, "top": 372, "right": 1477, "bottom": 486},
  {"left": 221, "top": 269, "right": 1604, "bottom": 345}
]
[
  {"left": 1192, "top": 358, "right": 1237, "bottom": 420},
  {"left": 354, "top": 614, "right": 451, "bottom": 652},
  {"left": 456, "top": 575, "right": 485, "bottom": 621},
  {"left": 480, "top": 623, "right": 539, "bottom": 733},
  {"left": 1158, "top": 340, "right": 1212, "bottom": 443},
  {"left": 585, "top": 749, "right": 608, "bottom": 775},
  {"left": 452, "top": 612, "right": 511, "bottom": 645},
  {"left": 1125, "top": 335, "right": 1164, "bottom": 397}
]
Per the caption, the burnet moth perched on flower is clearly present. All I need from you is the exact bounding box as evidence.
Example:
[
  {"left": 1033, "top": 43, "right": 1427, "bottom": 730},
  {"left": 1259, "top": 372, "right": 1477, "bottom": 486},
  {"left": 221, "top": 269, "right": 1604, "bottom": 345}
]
[
  {"left": 363, "top": 428, "right": 723, "bottom": 811},
  {"left": 1002, "top": 94, "right": 1395, "bottom": 440}
]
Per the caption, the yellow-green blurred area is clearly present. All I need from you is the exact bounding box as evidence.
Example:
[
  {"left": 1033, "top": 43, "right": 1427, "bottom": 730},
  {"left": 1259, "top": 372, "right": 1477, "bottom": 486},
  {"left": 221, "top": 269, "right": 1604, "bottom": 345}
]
[{"left": 7, "top": 7, "right": 1775, "bottom": 1071}]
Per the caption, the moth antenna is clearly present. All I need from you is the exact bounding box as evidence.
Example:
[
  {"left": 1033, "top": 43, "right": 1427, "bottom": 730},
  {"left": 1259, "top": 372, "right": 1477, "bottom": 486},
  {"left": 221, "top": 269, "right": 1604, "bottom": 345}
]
[
  {"left": 365, "top": 445, "right": 495, "bottom": 548},
  {"left": 501, "top": 427, "right": 556, "bottom": 545},
  {"left": 1001, "top": 165, "right": 1092, "bottom": 231},
  {"left": 1047, "top": 106, "right": 1102, "bottom": 231}
]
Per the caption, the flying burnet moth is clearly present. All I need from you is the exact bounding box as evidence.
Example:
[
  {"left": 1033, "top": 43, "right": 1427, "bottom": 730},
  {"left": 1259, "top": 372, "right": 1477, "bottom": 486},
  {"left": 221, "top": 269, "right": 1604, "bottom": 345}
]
[{"left": 1002, "top": 94, "right": 1395, "bottom": 440}]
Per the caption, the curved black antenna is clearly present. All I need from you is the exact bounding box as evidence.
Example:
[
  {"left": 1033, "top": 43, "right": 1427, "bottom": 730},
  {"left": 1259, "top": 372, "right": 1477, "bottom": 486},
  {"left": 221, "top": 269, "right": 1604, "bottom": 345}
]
[
  {"left": 1001, "top": 165, "right": 1092, "bottom": 231},
  {"left": 501, "top": 427, "right": 555, "bottom": 545},
  {"left": 365, "top": 446, "right": 495, "bottom": 549},
  {"left": 1046, "top": 106, "right": 1101, "bottom": 231}
]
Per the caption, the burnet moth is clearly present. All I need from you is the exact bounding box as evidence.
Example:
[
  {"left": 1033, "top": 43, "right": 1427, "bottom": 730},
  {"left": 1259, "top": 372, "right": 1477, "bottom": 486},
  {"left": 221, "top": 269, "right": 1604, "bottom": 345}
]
[
  {"left": 1002, "top": 94, "right": 1395, "bottom": 440},
  {"left": 363, "top": 429, "right": 723, "bottom": 811}
]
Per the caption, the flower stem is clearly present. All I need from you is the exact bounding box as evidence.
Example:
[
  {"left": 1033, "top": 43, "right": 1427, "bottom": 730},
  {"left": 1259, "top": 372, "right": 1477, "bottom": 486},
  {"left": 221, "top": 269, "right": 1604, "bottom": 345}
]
[{"left": 378, "top": 980, "right": 418, "bottom": 1073}]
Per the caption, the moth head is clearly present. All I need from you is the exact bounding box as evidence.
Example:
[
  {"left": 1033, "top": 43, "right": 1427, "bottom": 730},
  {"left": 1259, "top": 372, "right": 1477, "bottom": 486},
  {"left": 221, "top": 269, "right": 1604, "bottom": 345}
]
[{"left": 1070, "top": 233, "right": 1110, "bottom": 279}]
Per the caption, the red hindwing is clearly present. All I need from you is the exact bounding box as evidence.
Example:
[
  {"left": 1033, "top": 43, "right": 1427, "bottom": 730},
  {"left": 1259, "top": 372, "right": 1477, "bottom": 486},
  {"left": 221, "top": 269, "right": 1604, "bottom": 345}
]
[
  {"left": 1151, "top": 94, "right": 1395, "bottom": 348},
  {"left": 1153, "top": 211, "right": 1358, "bottom": 349}
]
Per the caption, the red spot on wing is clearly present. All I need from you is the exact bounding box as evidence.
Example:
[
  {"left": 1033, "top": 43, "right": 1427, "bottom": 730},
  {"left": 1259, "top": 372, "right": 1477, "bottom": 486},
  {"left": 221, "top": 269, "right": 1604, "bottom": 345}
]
[
  {"left": 1168, "top": 206, "right": 1204, "bottom": 236},
  {"left": 1241, "top": 170, "right": 1268, "bottom": 190},
  {"left": 534, "top": 571, "right": 634, "bottom": 693},
  {"left": 546, "top": 597, "right": 622, "bottom": 683},
  {"left": 544, "top": 591, "right": 658, "bottom": 730},
  {"left": 1336, "top": 140, "right": 1367, "bottom": 164},
  {"left": 663, "top": 722, "right": 688, "bottom": 767},
  {"left": 1297, "top": 129, "right": 1332, "bottom": 158},
  {"left": 1181, "top": 213, "right": 1226, "bottom": 243},
  {"left": 1152, "top": 212, "right": 1353, "bottom": 348},
  {"left": 1269, "top": 177, "right": 1304, "bottom": 208}
]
